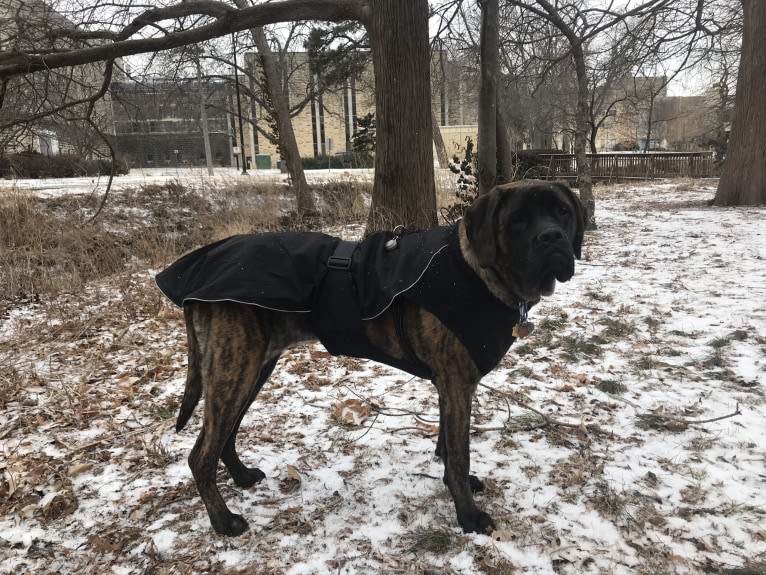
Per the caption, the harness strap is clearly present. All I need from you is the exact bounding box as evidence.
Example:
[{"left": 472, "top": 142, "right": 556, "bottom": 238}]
[{"left": 327, "top": 240, "right": 358, "bottom": 270}]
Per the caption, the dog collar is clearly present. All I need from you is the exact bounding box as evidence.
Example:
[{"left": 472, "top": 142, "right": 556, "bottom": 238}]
[{"left": 512, "top": 301, "right": 534, "bottom": 338}]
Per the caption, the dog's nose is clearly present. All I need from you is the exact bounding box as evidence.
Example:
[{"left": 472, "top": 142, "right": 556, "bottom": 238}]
[{"left": 537, "top": 228, "right": 564, "bottom": 243}]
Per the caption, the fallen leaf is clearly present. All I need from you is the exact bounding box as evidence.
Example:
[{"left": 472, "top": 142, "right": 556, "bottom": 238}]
[
  {"left": 286, "top": 464, "right": 301, "bottom": 482},
  {"left": 332, "top": 399, "right": 371, "bottom": 426},
  {"left": 67, "top": 463, "right": 93, "bottom": 477}
]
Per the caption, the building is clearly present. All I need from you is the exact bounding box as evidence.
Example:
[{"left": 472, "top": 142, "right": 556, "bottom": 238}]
[
  {"left": 592, "top": 77, "right": 721, "bottom": 152},
  {"left": 0, "top": 0, "right": 113, "bottom": 157},
  {"left": 109, "top": 50, "right": 483, "bottom": 170},
  {"left": 111, "top": 80, "right": 234, "bottom": 168}
]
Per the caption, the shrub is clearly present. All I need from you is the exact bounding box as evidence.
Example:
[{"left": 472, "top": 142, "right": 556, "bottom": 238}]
[
  {"left": 301, "top": 153, "right": 372, "bottom": 170},
  {"left": 0, "top": 152, "right": 129, "bottom": 179}
]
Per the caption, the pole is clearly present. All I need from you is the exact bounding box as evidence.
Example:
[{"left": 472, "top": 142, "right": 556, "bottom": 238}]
[{"left": 232, "top": 32, "right": 248, "bottom": 175}]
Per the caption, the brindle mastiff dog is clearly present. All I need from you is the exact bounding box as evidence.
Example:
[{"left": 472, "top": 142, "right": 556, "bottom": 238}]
[{"left": 162, "top": 179, "right": 584, "bottom": 537}]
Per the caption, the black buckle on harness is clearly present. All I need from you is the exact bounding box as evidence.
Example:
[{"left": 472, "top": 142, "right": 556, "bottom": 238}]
[{"left": 327, "top": 240, "right": 358, "bottom": 270}]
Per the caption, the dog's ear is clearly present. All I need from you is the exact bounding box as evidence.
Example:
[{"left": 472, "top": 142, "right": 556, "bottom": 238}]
[
  {"left": 554, "top": 182, "right": 585, "bottom": 260},
  {"left": 463, "top": 186, "right": 507, "bottom": 267}
]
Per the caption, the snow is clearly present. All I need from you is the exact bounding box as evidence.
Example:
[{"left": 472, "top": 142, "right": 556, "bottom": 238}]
[{"left": 0, "top": 176, "right": 764, "bottom": 574}]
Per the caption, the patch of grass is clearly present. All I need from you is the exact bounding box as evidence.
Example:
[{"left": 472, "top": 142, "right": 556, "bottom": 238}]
[
  {"left": 686, "top": 434, "right": 717, "bottom": 452},
  {"left": 0, "top": 363, "right": 23, "bottom": 409},
  {"left": 509, "top": 366, "right": 534, "bottom": 379},
  {"left": 701, "top": 349, "right": 727, "bottom": 369},
  {"left": 513, "top": 342, "right": 535, "bottom": 356},
  {"left": 599, "top": 317, "right": 636, "bottom": 339},
  {"left": 584, "top": 288, "right": 613, "bottom": 303},
  {"left": 633, "top": 356, "right": 658, "bottom": 372},
  {"left": 730, "top": 329, "right": 749, "bottom": 342},
  {"left": 644, "top": 315, "right": 663, "bottom": 331},
  {"left": 559, "top": 334, "right": 604, "bottom": 362},
  {"left": 589, "top": 480, "right": 628, "bottom": 519},
  {"left": 680, "top": 482, "right": 708, "bottom": 505},
  {"left": 477, "top": 555, "right": 517, "bottom": 574},
  {"left": 405, "top": 527, "right": 454, "bottom": 555},
  {"left": 597, "top": 379, "right": 627, "bottom": 394},
  {"left": 142, "top": 438, "right": 175, "bottom": 468},
  {"left": 669, "top": 329, "right": 692, "bottom": 337},
  {"left": 709, "top": 335, "right": 732, "bottom": 349},
  {"left": 538, "top": 315, "right": 567, "bottom": 332},
  {"left": 506, "top": 412, "right": 546, "bottom": 432}
]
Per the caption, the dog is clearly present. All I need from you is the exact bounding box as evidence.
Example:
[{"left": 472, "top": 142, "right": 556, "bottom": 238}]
[{"left": 156, "top": 179, "right": 584, "bottom": 537}]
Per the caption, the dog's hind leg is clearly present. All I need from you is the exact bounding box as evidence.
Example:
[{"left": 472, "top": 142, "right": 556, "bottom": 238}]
[
  {"left": 187, "top": 303, "right": 267, "bottom": 536},
  {"left": 221, "top": 355, "right": 279, "bottom": 487}
]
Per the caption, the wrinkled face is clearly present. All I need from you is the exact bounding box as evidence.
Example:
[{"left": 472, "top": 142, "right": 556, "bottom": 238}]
[{"left": 463, "top": 180, "right": 584, "bottom": 302}]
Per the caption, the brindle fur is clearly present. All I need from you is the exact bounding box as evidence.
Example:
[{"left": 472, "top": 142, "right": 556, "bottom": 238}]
[{"left": 175, "top": 180, "right": 584, "bottom": 537}]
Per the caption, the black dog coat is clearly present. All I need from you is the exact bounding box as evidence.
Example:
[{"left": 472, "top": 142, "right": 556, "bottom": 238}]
[{"left": 156, "top": 226, "right": 520, "bottom": 378}]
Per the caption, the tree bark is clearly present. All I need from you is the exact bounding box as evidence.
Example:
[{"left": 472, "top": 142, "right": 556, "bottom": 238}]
[
  {"left": 432, "top": 109, "right": 450, "bottom": 169},
  {"left": 572, "top": 44, "right": 596, "bottom": 229},
  {"left": 228, "top": 0, "right": 317, "bottom": 217},
  {"left": 496, "top": 106, "right": 515, "bottom": 182},
  {"left": 365, "top": 0, "right": 437, "bottom": 232},
  {"left": 714, "top": 0, "right": 766, "bottom": 206},
  {"left": 477, "top": 0, "right": 499, "bottom": 195},
  {"left": 250, "top": 26, "right": 315, "bottom": 216},
  {"left": 196, "top": 59, "right": 215, "bottom": 175}
]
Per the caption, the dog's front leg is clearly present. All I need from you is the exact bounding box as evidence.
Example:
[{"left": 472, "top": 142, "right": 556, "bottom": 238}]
[{"left": 434, "top": 376, "right": 495, "bottom": 534}]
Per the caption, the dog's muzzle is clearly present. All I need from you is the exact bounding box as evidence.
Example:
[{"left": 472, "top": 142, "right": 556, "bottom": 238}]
[{"left": 527, "top": 233, "right": 576, "bottom": 293}]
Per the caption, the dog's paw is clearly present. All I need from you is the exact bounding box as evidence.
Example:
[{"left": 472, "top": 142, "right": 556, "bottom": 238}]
[
  {"left": 460, "top": 510, "right": 495, "bottom": 535},
  {"left": 211, "top": 512, "right": 250, "bottom": 537},
  {"left": 230, "top": 466, "right": 266, "bottom": 489},
  {"left": 468, "top": 474, "right": 485, "bottom": 493}
]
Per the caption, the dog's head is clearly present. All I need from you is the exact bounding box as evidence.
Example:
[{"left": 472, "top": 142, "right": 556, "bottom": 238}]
[{"left": 462, "top": 179, "right": 584, "bottom": 303}]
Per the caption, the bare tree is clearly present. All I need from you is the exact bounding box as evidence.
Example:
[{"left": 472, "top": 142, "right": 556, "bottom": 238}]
[
  {"left": 0, "top": 0, "right": 437, "bottom": 230},
  {"left": 477, "top": 0, "right": 500, "bottom": 195},
  {"left": 249, "top": 25, "right": 316, "bottom": 216},
  {"left": 714, "top": 0, "right": 766, "bottom": 205}
]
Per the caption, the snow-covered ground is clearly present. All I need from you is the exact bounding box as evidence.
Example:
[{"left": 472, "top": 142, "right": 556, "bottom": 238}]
[
  {"left": 0, "top": 177, "right": 764, "bottom": 574},
  {"left": 2, "top": 166, "right": 373, "bottom": 197}
]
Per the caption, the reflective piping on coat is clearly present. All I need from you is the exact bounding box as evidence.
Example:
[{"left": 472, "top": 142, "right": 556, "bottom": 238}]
[
  {"left": 360, "top": 242, "right": 450, "bottom": 321},
  {"left": 153, "top": 277, "right": 313, "bottom": 313}
]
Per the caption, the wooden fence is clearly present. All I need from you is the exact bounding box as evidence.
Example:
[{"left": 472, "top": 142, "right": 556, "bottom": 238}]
[{"left": 534, "top": 152, "right": 719, "bottom": 181}]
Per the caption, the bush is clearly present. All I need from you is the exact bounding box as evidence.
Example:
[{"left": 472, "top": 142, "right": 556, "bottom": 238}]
[
  {"left": 0, "top": 152, "right": 129, "bottom": 179},
  {"left": 511, "top": 149, "right": 561, "bottom": 180},
  {"left": 301, "top": 153, "right": 373, "bottom": 170}
]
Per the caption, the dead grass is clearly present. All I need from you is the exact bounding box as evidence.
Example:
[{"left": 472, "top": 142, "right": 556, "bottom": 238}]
[{"left": 0, "top": 179, "right": 371, "bottom": 303}]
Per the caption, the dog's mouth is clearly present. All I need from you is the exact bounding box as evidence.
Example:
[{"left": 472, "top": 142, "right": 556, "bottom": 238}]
[{"left": 529, "top": 249, "right": 575, "bottom": 295}]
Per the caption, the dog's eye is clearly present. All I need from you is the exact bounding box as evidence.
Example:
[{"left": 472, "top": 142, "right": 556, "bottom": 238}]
[{"left": 556, "top": 205, "right": 570, "bottom": 217}]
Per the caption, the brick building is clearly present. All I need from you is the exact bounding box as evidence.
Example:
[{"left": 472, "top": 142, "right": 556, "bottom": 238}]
[{"left": 111, "top": 80, "right": 234, "bottom": 168}]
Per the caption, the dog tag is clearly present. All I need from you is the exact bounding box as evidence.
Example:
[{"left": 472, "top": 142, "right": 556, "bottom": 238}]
[
  {"left": 385, "top": 237, "right": 399, "bottom": 251},
  {"left": 512, "top": 321, "right": 534, "bottom": 339}
]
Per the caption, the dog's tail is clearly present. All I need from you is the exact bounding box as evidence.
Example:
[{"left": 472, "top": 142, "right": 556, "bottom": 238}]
[{"left": 176, "top": 310, "right": 202, "bottom": 432}]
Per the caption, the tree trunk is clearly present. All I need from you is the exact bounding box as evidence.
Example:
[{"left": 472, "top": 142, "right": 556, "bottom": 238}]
[
  {"left": 477, "top": 0, "right": 499, "bottom": 195},
  {"left": 642, "top": 93, "right": 656, "bottom": 153},
  {"left": 496, "top": 106, "right": 514, "bottom": 182},
  {"left": 230, "top": 0, "right": 316, "bottom": 217},
  {"left": 366, "top": 0, "right": 436, "bottom": 231},
  {"left": 714, "top": 0, "right": 766, "bottom": 206},
  {"left": 432, "top": 109, "right": 450, "bottom": 169},
  {"left": 572, "top": 44, "right": 596, "bottom": 229},
  {"left": 196, "top": 59, "right": 215, "bottom": 176},
  {"left": 589, "top": 123, "right": 598, "bottom": 154}
]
